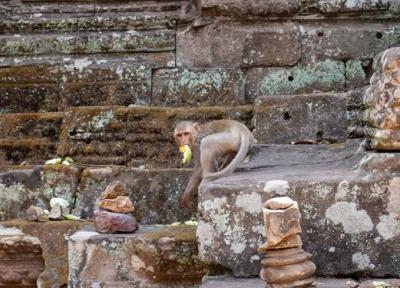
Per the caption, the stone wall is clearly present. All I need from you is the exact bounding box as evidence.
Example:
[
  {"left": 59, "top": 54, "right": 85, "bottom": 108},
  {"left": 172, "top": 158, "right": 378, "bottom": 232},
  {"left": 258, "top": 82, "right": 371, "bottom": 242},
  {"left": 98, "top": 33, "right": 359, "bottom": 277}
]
[{"left": 1, "top": 0, "right": 400, "bottom": 166}]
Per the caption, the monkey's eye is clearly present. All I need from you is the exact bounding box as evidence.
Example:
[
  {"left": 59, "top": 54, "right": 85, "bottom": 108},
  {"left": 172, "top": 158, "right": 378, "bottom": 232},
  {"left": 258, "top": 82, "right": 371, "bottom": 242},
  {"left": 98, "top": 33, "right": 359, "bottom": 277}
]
[
  {"left": 176, "top": 133, "right": 182, "bottom": 137},
  {"left": 183, "top": 132, "right": 189, "bottom": 136}
]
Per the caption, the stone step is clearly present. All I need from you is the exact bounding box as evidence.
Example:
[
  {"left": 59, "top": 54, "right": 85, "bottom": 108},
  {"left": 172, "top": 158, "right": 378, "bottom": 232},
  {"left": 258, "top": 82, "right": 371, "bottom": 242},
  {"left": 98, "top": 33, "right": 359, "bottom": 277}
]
[
  {"left": 196, "top": 139, "right": 400, "bottom": 278},
  {"left": 0, "top": 165, "right": 197, "bottom": 224},
  {"left": 0, "top": 105, "right": 253, "bottom": 166},
  {"left": 0, "top": 30, "right": 175, "bottom": 57},
  {"left": 0, "top": 225, "right": 45, "bottom": 287},
  {"left": 201, "top": 276, "right": 400, "bottom": 288},
  {"left": 68, "top": 224, "right": 224, "bottom": 288},
  {"left": 1, "top": 0, "right": 192, "bottom": 20},
  {"left": 0, "top": 92, "right": 353, "bottom": 165},
  {"left": 0, "top": 15, "right": 178, "bottom": 34},
  {"left": 1, "top": 220, "right": 87, "bottom": 287}
]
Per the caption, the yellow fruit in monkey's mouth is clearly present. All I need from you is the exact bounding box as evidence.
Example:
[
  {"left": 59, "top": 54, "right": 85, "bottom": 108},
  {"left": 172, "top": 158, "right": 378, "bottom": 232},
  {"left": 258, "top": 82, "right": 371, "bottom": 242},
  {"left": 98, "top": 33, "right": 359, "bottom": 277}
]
[{"left": 180, "top": 145, "right": 192, "bottom": 164}]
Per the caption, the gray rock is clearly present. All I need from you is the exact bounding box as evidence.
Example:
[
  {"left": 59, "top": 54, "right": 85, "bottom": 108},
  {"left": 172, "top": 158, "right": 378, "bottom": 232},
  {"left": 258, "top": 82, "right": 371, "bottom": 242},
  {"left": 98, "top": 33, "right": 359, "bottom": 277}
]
[{"left": 49, "top": 204, "right": 64, "bottom": 221}]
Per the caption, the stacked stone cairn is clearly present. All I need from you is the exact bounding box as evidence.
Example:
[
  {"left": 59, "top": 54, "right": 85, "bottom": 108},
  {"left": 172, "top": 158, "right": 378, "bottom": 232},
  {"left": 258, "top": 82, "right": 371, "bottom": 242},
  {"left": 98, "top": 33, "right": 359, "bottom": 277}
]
[
  {"left": 258, "top": 197, "right": 316, "bottom": 288},
  {"left": 93, "top": 181, "right": 139, "bottom": 233},
  {"left": 364, "top": 47, "right": 400, "bottom": 150}
]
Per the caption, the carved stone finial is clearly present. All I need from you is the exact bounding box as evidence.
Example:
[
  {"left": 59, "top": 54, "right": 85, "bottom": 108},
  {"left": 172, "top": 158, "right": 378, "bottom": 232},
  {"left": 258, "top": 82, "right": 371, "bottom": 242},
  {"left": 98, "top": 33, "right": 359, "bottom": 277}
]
[{"left": 258, "top": 197, "right": 316, "bottom": 288}]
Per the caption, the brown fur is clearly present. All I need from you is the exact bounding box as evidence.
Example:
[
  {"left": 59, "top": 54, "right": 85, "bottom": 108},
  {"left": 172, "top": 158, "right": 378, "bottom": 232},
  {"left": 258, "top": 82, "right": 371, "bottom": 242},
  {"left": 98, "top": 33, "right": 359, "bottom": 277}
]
[{"left": 174, "top": 119, "right": 254, "bottom": 207}]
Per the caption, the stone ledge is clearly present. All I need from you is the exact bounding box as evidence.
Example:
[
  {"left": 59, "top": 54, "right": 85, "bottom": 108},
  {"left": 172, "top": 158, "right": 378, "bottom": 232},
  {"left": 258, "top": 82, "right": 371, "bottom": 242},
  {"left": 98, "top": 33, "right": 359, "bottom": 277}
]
[
  {"left": 197, "top": 140, "right": 400, "bottom": 277},
  {"left": 1, "top": 220, "right": 86, "bottom": 287},
  {"left": 68, "top": 225, "right": 220, "bottom": 288},
  {"left": 201, "top": 276, "right": 400, "bottom": 288},
  {"left": 75, "top": 167, "right": 195, "bottom": 224}
]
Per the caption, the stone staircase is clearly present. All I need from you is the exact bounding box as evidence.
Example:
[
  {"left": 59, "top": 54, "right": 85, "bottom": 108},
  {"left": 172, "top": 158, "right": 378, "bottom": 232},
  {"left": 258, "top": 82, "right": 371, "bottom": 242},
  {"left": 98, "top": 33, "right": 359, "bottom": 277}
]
[{"left": 1, "top": 0, "right": 400, "bottom": 287}]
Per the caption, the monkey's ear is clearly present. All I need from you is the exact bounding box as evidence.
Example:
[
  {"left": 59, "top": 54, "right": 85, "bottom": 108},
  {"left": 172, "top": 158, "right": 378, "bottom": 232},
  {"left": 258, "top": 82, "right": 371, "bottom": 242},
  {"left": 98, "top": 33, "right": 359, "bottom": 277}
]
[{"left": 193, "top": 122, "right": 200, "bottom": 132}]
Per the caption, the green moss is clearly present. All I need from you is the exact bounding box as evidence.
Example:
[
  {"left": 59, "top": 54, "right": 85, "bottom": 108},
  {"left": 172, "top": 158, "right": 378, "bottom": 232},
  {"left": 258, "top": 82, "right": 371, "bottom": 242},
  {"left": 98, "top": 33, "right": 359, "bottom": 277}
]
[{"left": 257, "top": 59, "right": 345, "bottom": 96}]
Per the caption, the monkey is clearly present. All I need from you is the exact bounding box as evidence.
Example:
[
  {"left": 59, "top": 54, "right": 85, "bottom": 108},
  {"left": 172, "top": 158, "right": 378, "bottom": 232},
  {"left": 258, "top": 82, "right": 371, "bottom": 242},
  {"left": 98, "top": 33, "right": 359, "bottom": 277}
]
[{"left": 174, "top": 119, "right": 254, "bottom": 207}]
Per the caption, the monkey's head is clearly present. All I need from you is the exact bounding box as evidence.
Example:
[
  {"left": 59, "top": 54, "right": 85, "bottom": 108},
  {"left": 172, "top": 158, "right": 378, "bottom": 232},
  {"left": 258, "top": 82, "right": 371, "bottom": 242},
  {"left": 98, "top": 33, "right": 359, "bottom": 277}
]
[{"left": 174, "top": 121, "right": 200, "bottom": 147}]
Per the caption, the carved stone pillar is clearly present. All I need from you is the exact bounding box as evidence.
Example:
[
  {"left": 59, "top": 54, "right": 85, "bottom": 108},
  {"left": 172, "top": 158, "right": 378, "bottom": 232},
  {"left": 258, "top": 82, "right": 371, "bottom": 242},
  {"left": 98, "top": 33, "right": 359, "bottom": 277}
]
[{"left": 364, "top": 47, "right": 400, "bottom": 150}]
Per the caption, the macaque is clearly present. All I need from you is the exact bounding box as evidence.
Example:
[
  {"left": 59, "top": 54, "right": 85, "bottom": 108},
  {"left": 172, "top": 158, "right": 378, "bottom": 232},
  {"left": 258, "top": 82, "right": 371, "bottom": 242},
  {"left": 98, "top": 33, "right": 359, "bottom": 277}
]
[{"left": 174, "top": 119, "right": 254, "bottom": 207}]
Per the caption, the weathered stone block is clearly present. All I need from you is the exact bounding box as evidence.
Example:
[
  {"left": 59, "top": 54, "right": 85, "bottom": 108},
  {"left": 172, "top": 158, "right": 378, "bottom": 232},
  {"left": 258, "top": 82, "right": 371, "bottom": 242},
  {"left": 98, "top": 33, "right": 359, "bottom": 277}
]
[
  {"left": 345, "top": 60, "right": 368, "bottom": 89},
  {"left": 0, "top": 112, "right": 63, "bottom": 140},
  {"left": 347, "top": 88, "right": 367, "bottom": 139},
  {"left": 68, "top": 225, "right": 210, "bottom": 287},
  {"left": 0, "top": 226, "right": 45, "bottom": 287},
  {"left": 2, "top": 220, "right": 87, "bottom": 288},
  {"left": 0, "top": 30, "right": 175, "bottom": 56},
  {"left": 177, "top": 22, "right": 300, "bottom": 68},
  {"left": 152, "top": 68, "right": 246, "bottom": 106},
  {"left": 0, "top": 166, "right": 79, "bottom": 221},
  {"left": 196, "top": 0, "right": 300, "bottom": 17},
  {"left": 58, "top": 106, "right": 128, "bottom": 165},
  {"left": 246, "top": 60, "right": 346, "bottom": 100},
  {"left": 197, "top": 140, "right": 400, "bottom": 277},
  {"left": 300, "top": 22, "right": 400, "bottom": 63},
  {"left": 0, "top": 15, "right": 176, "bottom": 34},
  {"left": 303, "top": 0, "right": 391, "bottom": 13},
  {"left": 75, "top": 167, "right": 195, "bottom": 224},
  {"left": 0, "top": 57, "right": 169, "bottom": 112},
  {"left": 253, "top": 93, "right": 347, "bottom": 144},
  {"left": 0, "top": 139, "right": 56, "bottom": 165},
  {"left": 0, "top": 85, "right": 59, "bottom": 114}
]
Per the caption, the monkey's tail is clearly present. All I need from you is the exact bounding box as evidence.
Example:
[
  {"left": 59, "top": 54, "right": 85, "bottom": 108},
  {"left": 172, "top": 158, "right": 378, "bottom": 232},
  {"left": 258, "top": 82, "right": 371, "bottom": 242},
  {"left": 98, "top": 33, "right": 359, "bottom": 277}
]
[{"left": 203, "top": 132, "right": 252, "bottom": 181}]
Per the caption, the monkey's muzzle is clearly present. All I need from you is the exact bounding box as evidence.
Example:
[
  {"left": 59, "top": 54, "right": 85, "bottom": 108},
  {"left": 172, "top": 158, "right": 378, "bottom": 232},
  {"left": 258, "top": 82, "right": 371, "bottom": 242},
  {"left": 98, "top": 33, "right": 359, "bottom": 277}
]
[{"left": 180, "top": 145, "right": 192, "bottom": 164}]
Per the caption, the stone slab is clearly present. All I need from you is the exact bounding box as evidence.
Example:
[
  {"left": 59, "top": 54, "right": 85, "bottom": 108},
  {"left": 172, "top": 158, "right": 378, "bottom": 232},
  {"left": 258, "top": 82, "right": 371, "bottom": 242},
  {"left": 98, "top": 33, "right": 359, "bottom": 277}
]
[
  {"left": 152, "top": 68, "right": 246, "bottom": 106},
  {"left": 303, "top": 0, "right": 393, "bottom": 13},
  {"left": 196, "top": 0, "right": 301, "bottom": 17},
  {"left": 0, "top": 30, "right": 175, "bottom": 56},
  {"left": 0, "top": 15, "right": 176, "bottom": 34},
  {"left": 0, "top": 139, "right": 57, "bottom": 165},
  {"left": 2, "top": 220, "right": 87, "bottom": 288},
  {"left": 74, "top": 167, "right": 195, "bottom": 224},
  {"left": 253, "top": 93, "right": 347, "bottom": 144},
  {"left": 0, "top": 112, "right": 63, "bottom": 140},
  {"left": 201, "top": 276, "right": 400, "bottom": 288},
  {"left": 58, "top": 106, "right": 128, "bottom": 166},
  {"left": 68, "top": 225, "right": 216, "bottom": 288},
  {"left": 245, "top": 60, "right": 346, "bottom": 100},
  {"left": 177, "top": 21, "right": 301, "bottom": 68},
  {"left": 0, "top": 55, "right": 174, "bottom": 112},
  {"left": 300, "top": 22, "right": 400, "bottom": 63},
  {"left": 197, "top": 140, "right": 400, "bottom": 277}
]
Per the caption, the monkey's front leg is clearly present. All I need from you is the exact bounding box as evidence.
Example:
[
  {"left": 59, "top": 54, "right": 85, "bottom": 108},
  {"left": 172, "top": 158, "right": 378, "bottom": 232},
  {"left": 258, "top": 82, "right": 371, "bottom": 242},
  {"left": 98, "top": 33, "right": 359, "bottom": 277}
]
[{"left": 181, "top": 166, "right": 203, "bottom": 208}]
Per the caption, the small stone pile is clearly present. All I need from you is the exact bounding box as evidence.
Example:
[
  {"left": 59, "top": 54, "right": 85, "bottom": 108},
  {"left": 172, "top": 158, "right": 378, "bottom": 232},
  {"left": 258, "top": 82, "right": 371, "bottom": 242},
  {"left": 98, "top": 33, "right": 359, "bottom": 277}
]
[
  {"left": 258, "top": 197, "right": 316, "bottom": 288},
  {"left": 93, "top": 181, "right": 139, "bottom": 234}
]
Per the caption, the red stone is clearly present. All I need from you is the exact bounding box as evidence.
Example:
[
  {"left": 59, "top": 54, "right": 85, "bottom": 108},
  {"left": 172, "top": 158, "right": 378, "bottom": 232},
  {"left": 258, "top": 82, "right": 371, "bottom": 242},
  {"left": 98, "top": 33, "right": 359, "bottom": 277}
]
[{"left": 93, "top": 210, "right": 138, "bottom": 234}]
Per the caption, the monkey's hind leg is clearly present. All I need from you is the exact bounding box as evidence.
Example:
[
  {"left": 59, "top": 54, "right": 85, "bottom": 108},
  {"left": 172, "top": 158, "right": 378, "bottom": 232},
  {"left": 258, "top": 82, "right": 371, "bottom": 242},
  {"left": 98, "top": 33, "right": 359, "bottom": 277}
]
[{"left": 199, "top": 133, "right": 231, "bottom": 180}]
